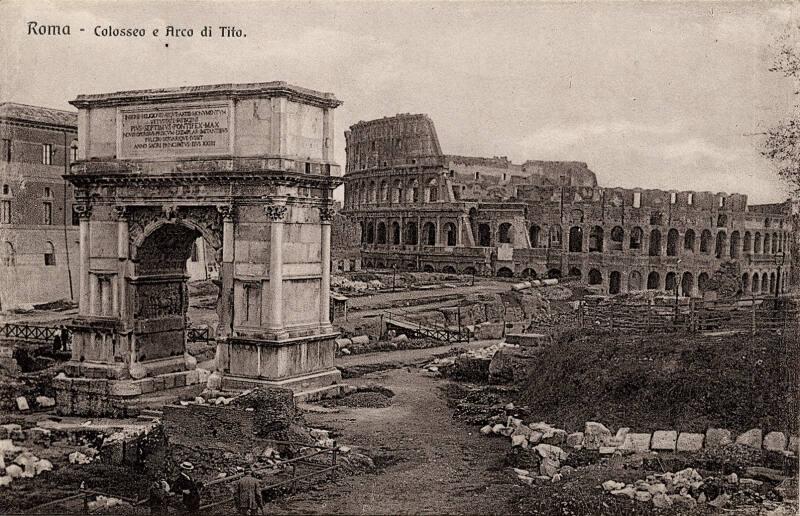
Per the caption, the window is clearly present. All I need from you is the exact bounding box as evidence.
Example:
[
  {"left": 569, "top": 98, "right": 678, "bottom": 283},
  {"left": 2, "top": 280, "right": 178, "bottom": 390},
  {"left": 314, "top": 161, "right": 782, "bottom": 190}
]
[
  {"left": 2, "top": 139, "right": 10, "bottom": 162},
  {"left": 44, "top": 241, "right": 56, "bottom": 266},
  {"left": 2, "top": 184, "right": 8, "bottom": 195},
  {"left": 42, "top": 144, "right": 53, "bottom": 165},
  {"left": 43, "top": 202, "right": 53, "bottom": 225},
  {"left": 304, "top": 162, "right": 311, "bottom": 174},
  {"left": 632, "top": 192, "right": 641, "bottom": 208},
  {"left": 687, "top": 193, "right": 694, "bottom": 205},
  {"left": 670, "top": 192, "right": 677, "bottom": 204},
  {"left": 2, "top": 242, "right": 14, "bottom": 266},
  {"left": 44, "top": 187, "right": 52, "bottom": 198},
  {"left": 475, "top": 171, "right": 480, "bottom": 180},
  {"left": 70, "top": 140, "right": 78, "bottom": 162},
  {"left": 1, "top": 200, "right": 11, "bottom": 224}
]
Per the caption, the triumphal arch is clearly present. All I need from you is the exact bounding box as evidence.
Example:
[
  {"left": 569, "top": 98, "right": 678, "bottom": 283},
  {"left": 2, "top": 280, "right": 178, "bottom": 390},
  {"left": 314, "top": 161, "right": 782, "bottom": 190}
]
[{"left": 55, "top": 82, "right": 342, "bottom": 415}]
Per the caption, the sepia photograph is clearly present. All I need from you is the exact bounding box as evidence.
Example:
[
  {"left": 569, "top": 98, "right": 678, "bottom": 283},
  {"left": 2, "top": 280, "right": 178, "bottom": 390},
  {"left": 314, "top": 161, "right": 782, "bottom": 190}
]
[{"left": 0, "top": 0, "right": 798, "bottom": 514}]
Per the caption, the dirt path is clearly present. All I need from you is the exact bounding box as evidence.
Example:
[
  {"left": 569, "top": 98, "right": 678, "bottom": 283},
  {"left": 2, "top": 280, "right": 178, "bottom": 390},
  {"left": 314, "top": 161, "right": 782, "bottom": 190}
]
[
  {"left": 261, "top": 368, "right": 520, "bottom": 515},
  {"left": 346, "top": 281, "right": 511, "bottom": 309},
  {"left": 337, "top": 339, "right": 500, "bottom": 368}
]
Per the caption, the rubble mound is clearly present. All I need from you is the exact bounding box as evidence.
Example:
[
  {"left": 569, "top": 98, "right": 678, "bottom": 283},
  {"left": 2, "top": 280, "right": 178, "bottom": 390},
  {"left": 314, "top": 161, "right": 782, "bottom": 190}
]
[{"left": 518, "top": 329, "right": 800, "bottom": 433}]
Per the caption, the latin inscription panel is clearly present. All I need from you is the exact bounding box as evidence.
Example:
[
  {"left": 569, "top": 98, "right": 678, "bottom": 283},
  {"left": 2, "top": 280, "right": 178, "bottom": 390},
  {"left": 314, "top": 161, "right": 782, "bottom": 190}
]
[{"left": 119, "top": 102, "right": 231, "bottom": 159}]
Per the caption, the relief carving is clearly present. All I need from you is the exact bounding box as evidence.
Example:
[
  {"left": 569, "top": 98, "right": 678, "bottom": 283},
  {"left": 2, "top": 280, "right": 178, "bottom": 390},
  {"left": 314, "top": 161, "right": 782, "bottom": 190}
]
[
  {"left": 265, "top": 204, "right": 288, "bottom": 222},
  {"left": 134, "top": 282, "right": 184, "bottom": 319}
]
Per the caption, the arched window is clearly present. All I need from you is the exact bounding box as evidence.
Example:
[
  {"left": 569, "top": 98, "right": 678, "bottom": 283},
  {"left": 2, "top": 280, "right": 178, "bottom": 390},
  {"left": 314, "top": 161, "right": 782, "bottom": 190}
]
[
  {"left": 772, "top": 232, "right": 778, "bottom": 253},
  {"left": 609, "top": 271, "right": 621, "bottom": 294},
  {"left": 391, "top": 221, "right": 401, "bottom": 245},
  {"left": 729, "top": 231, "right": 740, "bottom": 258},
  {"left": 754, "top": 232, "right": 762, "bottom": 254},
  {"left": 698, "top": 272, "right": 710, "bottom": 293},
  {"left": 681, "top": 272, "right": 694, "bottom": 297},
  {"left": 44, "top": 241, "right": 56, "bottom": 266},
  {"left": 741, "top": 273, "right": 750, "bottom": 293},
  {"left": 392, "top": 180, "right": 402, "bottom": 203},
  {"left": 665, "top": 272, "right": 677, "bottom": 292},
  {"left": 763, "top": 233, "right": 771, "bottom": 254},
  {"left": 751, "top": 273, "right": 760, "bottom": 294},
  {"left": 649, "top": 229, "right": 662, "bottom": 256},
  {"left": 376, "top": 222, "right": 387, "bottom": 244},
  {"left": 647, "top": 271, "right": 660, "bottom": 290},
  {"left": 529, "top": 225, "right": 541, "bottom": 248},
  {"left": 426, "top": 179, "right": 438, "bottom": 202},
  {"left": 359, "top": 222, "right": 366, "bottom": 244},
  {"left": 368, "top": 181, "right": 376, "bottom": 203},
  {"left": 717, "top": 214, "right": 727, "bottom": 227},
  {"left": 715, "top": 231, "right": 727, "bottom": 259},
  {"left": 1, "top": 241, "right": 14, "bottom": 266},
  {"left": 405, "top": 222, "right": 418, "bottom": 245},
  {"left": 683, "top": 229, "right": 695, "bottom": 253},
  {"left": 666, "top": 229, "right": 679, "bottom": 256},
  {"left": 569, "top": 226, "right": 583, "bottom": 252},
  {"left": 700, "top": 230, "right": 712, "bottom": 254},
  {"left": 496, "top": 267, "right": 513, "bottom": 278},
  {"left": 498, "top": 223, "right": 513, "bottom": 244},
  {"left": 444, "top": 223, "right": 457, "bottom": 246},
  {"left": 743, "top": 231, "right": 752, "bottom": 253},
  {"left": 589, "top": 226, "right": 604, "bottom": 252},
  {"left": 380, "top": 181, "right": 389, "bottom": 202},
  {"left": 521, "top": 268, "right": 537, "bottom": 279},
  {"left": 628, "top": 270, "right": 643, "bottom": 291},
  {"left": 423, "top": 222, "right": 436, "bottom": 246},
  {"left": 366, "top": 222, "right": 375, "bottom": 244},
  {"left": 610, "top": 226, "right": 624, "bottom": 251},
  {"left": 588, "top": 269, "right": 603, "bottom": 286},
  {"left": 410, "top": 179, "right": 420, "bottom": 203},
  {"left": 629, "top": 227, "right": 643, "bottom": 251},
  {"left": 478, "top": 224, "right": 491, "bottom": 246}
]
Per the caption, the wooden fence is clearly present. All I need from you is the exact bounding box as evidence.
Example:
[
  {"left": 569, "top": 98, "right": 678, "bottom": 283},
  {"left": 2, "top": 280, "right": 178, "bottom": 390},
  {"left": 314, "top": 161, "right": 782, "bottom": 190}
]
[{"left": 579, "top": 296, "right": 797, "bottom": 334}]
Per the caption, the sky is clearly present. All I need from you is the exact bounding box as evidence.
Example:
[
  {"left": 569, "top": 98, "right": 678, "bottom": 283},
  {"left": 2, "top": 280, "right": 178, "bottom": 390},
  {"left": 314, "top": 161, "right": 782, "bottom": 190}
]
[{"left": 1, "top": 0, "right": 797, "bottom": 204}]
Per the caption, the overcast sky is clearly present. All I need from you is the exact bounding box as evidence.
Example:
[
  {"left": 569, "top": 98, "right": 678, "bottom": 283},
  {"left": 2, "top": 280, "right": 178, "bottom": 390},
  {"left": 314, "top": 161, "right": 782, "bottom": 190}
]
[{"left": 1, "top": 1, "right": 797, "bottom": 204}]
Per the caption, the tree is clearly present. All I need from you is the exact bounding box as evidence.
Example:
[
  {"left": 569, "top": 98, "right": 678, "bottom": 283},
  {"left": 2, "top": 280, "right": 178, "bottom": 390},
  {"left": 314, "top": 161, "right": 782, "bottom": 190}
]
[{"left": 763, "top": 26, "right": 800, "bottom": 196}]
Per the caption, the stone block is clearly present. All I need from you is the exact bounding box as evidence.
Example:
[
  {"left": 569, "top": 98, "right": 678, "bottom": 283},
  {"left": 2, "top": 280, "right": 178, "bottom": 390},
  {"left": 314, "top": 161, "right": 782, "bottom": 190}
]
[
  {"left": 621, "top": 433, "right": 651, "bottom": 452},
  {"left": 651, "top": 431, "right": 677, "bottom": 451},
  {"left": 185, "top": 370, "right": 199, "bottom": 386},
  {"left": 152, "top": 377, "right": 166, "bottom": 392},
  {"left": 705, "top": 428, "right": 732, "bottom": 448},
  {"left": 611, "top": 427, "right": 630, "bottom": 445},
  {"left": 15, "top": 397, "right": 29, "bottom": 411},
  {"left": 109, "top": 381, "right": 141, "bottom": 397},
  {"left": 763, "top": 432, "right": 787, "bottom": 451},
  {"left": 735, "top": 428, "right": 762, "bottom": 449},
  {"left": 788, "top": 436, "right": 798, "bottom": 454},
  {"left": 35, "top": 396, "right": 55, "bottom": 408},
  {"left": 163, "top": 374, "right": 176, "bottom": 390},
  {"left": 566, "top": 432, "right": 584, "bottom": 448},
  {"left": 139, "top": 378, "right": 155, "bottom": 394},
  {"left": 174, "top": 373, "right": 187, "bottom": 388},
  {"left": 541, "top": 429, "right": 567, "bottom": 446},
  {"left": 583, "top": 422, "right": 611, "bottom": 450},
  {"left": 676, "top": 433, "right": 704, "bottom": 452}
]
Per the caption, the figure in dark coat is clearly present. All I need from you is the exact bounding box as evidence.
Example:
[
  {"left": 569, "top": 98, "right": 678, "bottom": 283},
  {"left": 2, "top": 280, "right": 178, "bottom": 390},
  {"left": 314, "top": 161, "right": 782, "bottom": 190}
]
[
  {"left": 172, "top": 462, "right": 201, "bottom": 513},
  {"left": 235, "top": 473, "right": 264, "bottom": 515}
]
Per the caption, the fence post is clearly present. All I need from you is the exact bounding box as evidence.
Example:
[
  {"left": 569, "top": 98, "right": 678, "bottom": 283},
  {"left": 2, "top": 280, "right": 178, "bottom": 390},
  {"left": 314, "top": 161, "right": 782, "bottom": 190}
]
[{"left": 331, "top": 447, "right": 338, "bottom": 482}]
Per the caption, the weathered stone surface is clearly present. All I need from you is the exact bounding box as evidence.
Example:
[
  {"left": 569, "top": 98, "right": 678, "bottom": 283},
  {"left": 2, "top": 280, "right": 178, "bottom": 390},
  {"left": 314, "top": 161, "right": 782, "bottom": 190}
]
[
  {"left": 611, "top": 486, "right": 636, "bottom": 499},
  {"left": 602, "top": 480, "right": 625, "bottom": 491},
  {"left": 735, "top": 428, "right": 762, "bottom": 449},
  {"left": 705, "top": 428, "right": 732, "bottom": 448},
  {"left": 541, "top": 429, "right": 567, "bottom": 445},
  {"left": 789, "top": 436, "right": 799, "bottom": 454},
  {"left": 621, "top": 433, "right": 651, "bottom": 452},
  {"left": 634, "top": 491, "right": 652, "bottom": 502},
  {"left": 762, "top": 431, "right": 787, "bottom": 451},
  {"left": 15, "top": 397, "right": 29, "bottom": 411},
  {"left": 611, "top": 427, "right": 630, "bottom": 445},
  {"left": 566, "top": 432, "right": 584, "bottom": 448},
  {"left": 652, "top": 493, "right": 672, "bottom": 508},
  {"left": 676, "top": 433, "right": 704, "bottom": 452},
  {"left": 480, "top": 425, "right": 493, "bottom": 435},
  {"left": 539, "top": 457, "right": 559, "bottom": 477},
  {"left": 583, "top": 422, "right": 611, "bottom": 450},
  {"left": 651, "top": 431, "right": 677, "bottom": 451},
  {"left": 534, "top": 444, "right": 567, "bottom": 461},
  {"left": 511, "top": 434, "right": 528, "bottom": 448},
  {"left": 35, "top": 396, "right": 55, "bottom": 408}
]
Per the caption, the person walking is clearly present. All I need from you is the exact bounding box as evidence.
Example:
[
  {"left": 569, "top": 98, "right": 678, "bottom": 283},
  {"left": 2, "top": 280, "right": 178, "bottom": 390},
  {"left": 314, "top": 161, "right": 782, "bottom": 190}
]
[
  {"left": 172, "top": 462, "right": 201, "bottom": 513},
  {"left": 235, "top": 471, "right": 264, "bottom": 516},
  {"left": 147, "top": 478, "right": 169, "bottom": 515}
]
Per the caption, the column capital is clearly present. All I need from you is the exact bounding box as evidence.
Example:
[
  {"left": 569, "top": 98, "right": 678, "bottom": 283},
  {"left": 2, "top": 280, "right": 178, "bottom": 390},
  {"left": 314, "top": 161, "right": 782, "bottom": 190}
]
[
  {"left": 265, "top": 204, "right": 288, "bottom": 222},
  {"left": 113, "top": 206, "right": 128, "bottom": 221},
  {"left": 216, "top": 204, "right": 236, "bottom": 222},
  {"left": 74, "top": 203, "right": 92, "bottom": 220},
  {"left": 318, "top": 206, "right": 335, "bottom": 223}
]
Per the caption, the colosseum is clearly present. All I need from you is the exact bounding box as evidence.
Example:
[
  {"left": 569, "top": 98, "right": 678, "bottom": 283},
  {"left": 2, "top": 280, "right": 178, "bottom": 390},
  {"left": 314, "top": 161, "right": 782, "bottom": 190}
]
[{"left": 341, "top": 113, "right": 793, "bottom": 297}]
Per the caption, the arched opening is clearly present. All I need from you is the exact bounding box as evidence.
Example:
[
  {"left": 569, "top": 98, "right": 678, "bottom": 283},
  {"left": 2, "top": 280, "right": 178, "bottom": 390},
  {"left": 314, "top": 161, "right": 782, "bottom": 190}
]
[
  {"left": 700, "top": 230, "right": 712, "bottom": 254},
  {"left": 376, "top": 261, "right": 386, "bottom": 269},
  {"left": 391, "top": 222, "right": 401, "bottom": 245},
  {"left": 628, "top": 270, "right": 643, "bottom": 291},
  {"left": 769, "top": 272, "right": 776, "bottom": 294},
  {"left": 717, "top": 214, "right": 727, "bottom": 227},
  {"left": 681, "top": 272, "right": 693, "bottom": 297},
  {"left": 444, "top": 222, "right": 457, "bottom": 246},
  {"left": 683, "top": 229, "right": 695, "bottom": 253},
  {"left": 546, "top": 268, "right": 562, "bottom": 279},
  {"left": 743, "top": 232, "right": 752, "bottom": 253},
  {"left": 588, "top": 269, "right": 602, "bottom": 286},
  {"left": 647, "top": 271, "right": 660, "bottom": 290},
  {"left": 549, "top": 225, "right": 562, "bottom": 248},
  {"left": 588, "top": 226, "right": 603, "bottom": 252},
  {"left": 649, "top": 229, "right": 662, "bottom": 256},
  {"left": 568, "top": 267, "right": 582, "bottom": 279},
  {"left": 422, "top": 264, "right": 434, "bottom": 273},
  {"left": 772, "top": 232, "right": 778, "bottom": 253},
  {"left": 569, "top": 226, "right": 583, "bottom": 252},
  {"left": 665, "top": 272, "right": 677, "bottom": 292},
  {"left": 366, "top": 222, "right": 375, "bottom": 244},
  {"left": 497, "top": 267, "right": 513, "bottom": 278},
  {"left": 392, "top": 180, "right": 402, "bottom": 203},
  {"left": 478, "top": 224, "right": 491, "bottom": 246},
  {"left": 666, "top": 229, "right": 679, "bottom": 256},
  {"left": 729, "top": 231, "right": 740, "bottom": 258},
  {"left": 498, "top": 223, "right": 513, "bottom": 244},
  {"left": 754, "top": 232, "right": 762, "bottom": 254},
  {"left": 463, "top": 266, "right": 477, "bottom": 276},
  {"left": 426, "top": 179, "right": 439, "bottom": 202},
  {"left": 763, "top": 233, "right": 771, "bottom": 254},
  {"left": 741, "top": 273, "right": 749, "bottom": 293},
  {"left": 376, "top": 222, "right": 387, "bottom": 244},
  {"left": 44, "top": 241, "right": 56, "bottom": 266},
  {"left": 521, "top": 268, "right": 537, "bottom": 278},
  {"left": 529, "top": 225, "right": 541, "bottom": 248},
  {"left": 2, "top": 241, "right": 15, "bottom": 266},
  {"left": 715, "top": 231, "right": 727, "bottom": 259},
  {"left": 751, "top": 273, "right": 760, "bottom": 294},
  {"left": 380, "top": 181, "right": 389, "bottom": 202},
  {"left": 609, "top": 271, "right": 621, "bottom": 294},
  {"left": 405, "top": 222, "right": 418, "bottom": 245},
  {"left": 629, "top": 227, "right": 643, "bottom": 251},
  {"left": 610, "top": 226, "right": 624, "bottom": 251},
  {"left": 359, "top": 221, "right": 366, "bottom": 244},
  {"left": 442, "top": 265, "right": 457, "bottom": 274},
  {"left": 409, "top": 179, "right": 419, "bottom": 203},
  {"left": 368, "top": 181, "right": 376, "bottom": 203},
  {"left": 698, "top": 272, "right": 710, "bottom": 293},
  {"left": 423, "top": 222, "right": 436, "bottom": 246}
]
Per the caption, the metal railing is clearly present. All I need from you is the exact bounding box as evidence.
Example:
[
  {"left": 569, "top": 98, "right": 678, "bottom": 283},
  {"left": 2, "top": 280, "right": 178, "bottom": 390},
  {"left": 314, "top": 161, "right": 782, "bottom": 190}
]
[{"left": 382, "top": 308, "right": 470, "bottom": 343}]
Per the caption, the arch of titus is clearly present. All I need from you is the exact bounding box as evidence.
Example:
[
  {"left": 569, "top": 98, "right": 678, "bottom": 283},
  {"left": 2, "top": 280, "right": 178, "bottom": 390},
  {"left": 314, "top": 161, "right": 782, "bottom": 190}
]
[{"left": 54, "top": 82, "right": 342, "bottom": 416}]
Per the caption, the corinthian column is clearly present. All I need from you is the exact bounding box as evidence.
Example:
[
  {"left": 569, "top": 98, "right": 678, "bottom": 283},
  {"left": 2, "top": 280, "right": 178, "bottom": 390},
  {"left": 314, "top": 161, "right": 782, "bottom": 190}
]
[
  {"left": 217, "top": 205, "right": 236, "bottom": 338},
  {"left": 319, "top": 206, "right": 334, "bottom": 331},
  {"left": 265, "top": 200, "right": 288, "bottom": 338},
  {"left": 75, "top": 204, "right": 92, "bottom": 316},
  {"left": 113, "top": 206, "right": 128, "bottom": 320}
]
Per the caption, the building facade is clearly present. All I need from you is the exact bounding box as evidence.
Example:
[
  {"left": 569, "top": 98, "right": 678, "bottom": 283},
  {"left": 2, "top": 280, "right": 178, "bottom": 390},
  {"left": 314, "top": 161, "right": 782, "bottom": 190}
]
[
  {"left": 0, "top": 103, "right": 80, "bottom": 309},
  {"left": 342, "top": 114, "right": 793, "bottom": 297}
]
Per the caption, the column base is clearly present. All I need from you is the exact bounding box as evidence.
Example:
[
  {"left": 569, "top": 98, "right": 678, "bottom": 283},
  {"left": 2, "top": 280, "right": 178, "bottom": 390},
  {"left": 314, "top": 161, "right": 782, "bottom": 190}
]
[{"left": 221, "top": 368, "right": 345, "bottom": 402}]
